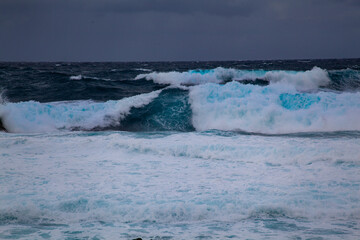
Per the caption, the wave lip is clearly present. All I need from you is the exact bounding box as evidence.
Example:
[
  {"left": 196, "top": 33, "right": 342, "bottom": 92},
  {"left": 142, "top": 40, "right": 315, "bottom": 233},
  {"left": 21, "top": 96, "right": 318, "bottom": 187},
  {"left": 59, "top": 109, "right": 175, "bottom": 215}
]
[{"left": 0, "top": 90, "right": 162, "bottom": 133}]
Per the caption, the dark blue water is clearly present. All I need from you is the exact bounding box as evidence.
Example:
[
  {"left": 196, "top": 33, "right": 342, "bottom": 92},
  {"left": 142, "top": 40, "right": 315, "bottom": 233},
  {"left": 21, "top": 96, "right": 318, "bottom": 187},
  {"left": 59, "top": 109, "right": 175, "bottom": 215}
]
[{"left": 1, "top": 59, "right": 360, "bottom": 103}]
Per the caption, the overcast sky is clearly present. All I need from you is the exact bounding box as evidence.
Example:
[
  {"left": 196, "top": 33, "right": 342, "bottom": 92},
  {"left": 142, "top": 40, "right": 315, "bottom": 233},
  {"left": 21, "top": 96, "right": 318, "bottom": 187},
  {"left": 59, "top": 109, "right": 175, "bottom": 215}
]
[{"left": 0, "top": 0, "right": 359, "bottom": 61}]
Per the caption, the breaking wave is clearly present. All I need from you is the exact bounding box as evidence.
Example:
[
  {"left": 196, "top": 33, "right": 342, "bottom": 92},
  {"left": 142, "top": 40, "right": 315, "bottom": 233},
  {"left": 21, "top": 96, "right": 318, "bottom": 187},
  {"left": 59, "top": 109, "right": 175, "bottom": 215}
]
[
  {"left": 135, "top": 67, "right": 331, "bottom": 91},
  {"left": 189, "top": 81, "right": 360, "bottom": 134},
  {"left": 0, "top": 90, "right": 162, "bottom": 133}
]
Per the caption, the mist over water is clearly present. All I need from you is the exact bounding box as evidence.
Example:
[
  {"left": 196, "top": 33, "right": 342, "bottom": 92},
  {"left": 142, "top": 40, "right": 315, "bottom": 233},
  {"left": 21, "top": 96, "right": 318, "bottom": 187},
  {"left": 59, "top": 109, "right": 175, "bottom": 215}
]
[{"left": 1, "top": 59, "right": 360, "bottom": 239}]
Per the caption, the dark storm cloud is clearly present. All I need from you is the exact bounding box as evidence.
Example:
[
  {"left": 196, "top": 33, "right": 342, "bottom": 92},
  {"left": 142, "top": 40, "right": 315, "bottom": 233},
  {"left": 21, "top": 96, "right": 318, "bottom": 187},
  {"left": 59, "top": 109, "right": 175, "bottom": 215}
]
[
  {"left": 0, "top": 0, "right": 359, "bottom": 61},
  {"left": 92, "top": 0, "right": 257, "bottom": 17},
  {"left": 0, "top": 0, "right": 257, "bottom": 18}
]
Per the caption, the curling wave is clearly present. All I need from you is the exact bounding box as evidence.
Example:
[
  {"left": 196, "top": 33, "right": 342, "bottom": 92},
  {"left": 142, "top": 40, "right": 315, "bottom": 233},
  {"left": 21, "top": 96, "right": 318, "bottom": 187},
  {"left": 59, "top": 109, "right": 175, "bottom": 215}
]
[{"left": 0, "top": 90, "right": 162, "bottom": 133}]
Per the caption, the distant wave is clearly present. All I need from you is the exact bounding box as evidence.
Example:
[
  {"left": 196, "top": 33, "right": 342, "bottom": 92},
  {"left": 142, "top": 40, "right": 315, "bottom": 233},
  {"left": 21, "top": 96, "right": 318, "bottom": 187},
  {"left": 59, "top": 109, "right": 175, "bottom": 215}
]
[
  {"left": 133, "top": 68, "right": 153, "bottom": 72},
  {"left": 135, "top": 67, "right": 332, "bottom": 91},
  {"left": 69, "top": 75, "right": 111, "bottom": 81}
]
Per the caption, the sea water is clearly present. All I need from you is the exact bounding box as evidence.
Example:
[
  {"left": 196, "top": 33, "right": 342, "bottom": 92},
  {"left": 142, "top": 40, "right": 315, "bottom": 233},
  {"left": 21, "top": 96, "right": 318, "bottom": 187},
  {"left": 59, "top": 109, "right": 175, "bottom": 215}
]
[{"left": 0, "top": 60, "right": 359, "bottom": 239}]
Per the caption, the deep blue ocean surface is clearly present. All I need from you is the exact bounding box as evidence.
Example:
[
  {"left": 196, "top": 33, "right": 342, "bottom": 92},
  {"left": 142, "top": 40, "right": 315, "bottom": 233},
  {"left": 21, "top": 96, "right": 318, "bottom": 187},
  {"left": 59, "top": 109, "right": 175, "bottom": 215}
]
[{"left": 0, "top": 59, "right": 360, "bottom": 239}]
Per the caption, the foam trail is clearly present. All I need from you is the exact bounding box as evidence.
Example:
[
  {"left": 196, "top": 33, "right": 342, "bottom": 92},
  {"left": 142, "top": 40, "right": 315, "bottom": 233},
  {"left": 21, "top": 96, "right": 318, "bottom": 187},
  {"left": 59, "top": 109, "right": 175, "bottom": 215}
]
[
  {"left": 70, "top": 75, "right": 83, "bottom": 80},
  {"left": 189, "top": 81, "right": 360, "bottom": 134},
  {"left": 133, "top": 68, "right": 153, "bottom": 72},
  {"left": 0, "top": 90, "right": 162, "bottom": 133},
  {"left": 69, "top": 75, "right": 111, "bottom": 81},
  {"left": 135, "top": 67, "right": 330, "bottom": 91}
]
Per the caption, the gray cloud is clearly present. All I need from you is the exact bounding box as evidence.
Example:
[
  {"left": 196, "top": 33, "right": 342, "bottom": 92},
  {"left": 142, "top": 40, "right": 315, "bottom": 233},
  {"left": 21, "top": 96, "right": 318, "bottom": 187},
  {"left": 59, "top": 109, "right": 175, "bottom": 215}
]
[
  {"left": 92, "top": 0, "right": 258, "bottom": 17},
  {"left": 0, "top": 0, "right": 359, "bottom": 61}
]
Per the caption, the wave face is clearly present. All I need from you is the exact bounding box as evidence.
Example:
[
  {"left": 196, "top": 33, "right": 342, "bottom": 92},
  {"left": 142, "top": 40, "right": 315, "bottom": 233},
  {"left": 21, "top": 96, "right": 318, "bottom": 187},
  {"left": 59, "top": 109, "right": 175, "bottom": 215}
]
[
  {"left": 328, "top": 68, "right": 360, "bottom": 91},
  {"left": 1, "top": 130, "right": 360, "bottom": 239},
  {"left": 117, "top": 88, "right": 194, "bottom": 132}
]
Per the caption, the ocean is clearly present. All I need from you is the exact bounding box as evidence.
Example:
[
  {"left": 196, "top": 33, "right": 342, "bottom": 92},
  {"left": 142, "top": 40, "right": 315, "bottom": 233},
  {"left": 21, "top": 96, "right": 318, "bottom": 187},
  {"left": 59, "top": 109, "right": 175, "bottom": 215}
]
[{"left": 0, "top": 59, "right": 359, "bottom": 239}]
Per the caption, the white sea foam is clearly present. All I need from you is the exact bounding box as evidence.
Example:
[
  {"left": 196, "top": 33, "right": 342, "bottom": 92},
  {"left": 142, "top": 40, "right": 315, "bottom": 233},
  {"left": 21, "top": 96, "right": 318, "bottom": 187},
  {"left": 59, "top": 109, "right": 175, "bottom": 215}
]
[
  {"left": 189, "top": 81, "right": 360, "bottom": 133},
  {"left": 0, "top": 90, "right": 162, "bottom": 133},
  {"left": 0, "top": 131, "right": 359, "bottom": 238},
  {"left": 263, "top": 66, "right": 330, "bottom": 91},
  {"left": 135, "top": 67, "right": 330, "bottom": 91},
  {"left": 135, "top": 67, "right": 257, "bottom": 86}
]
